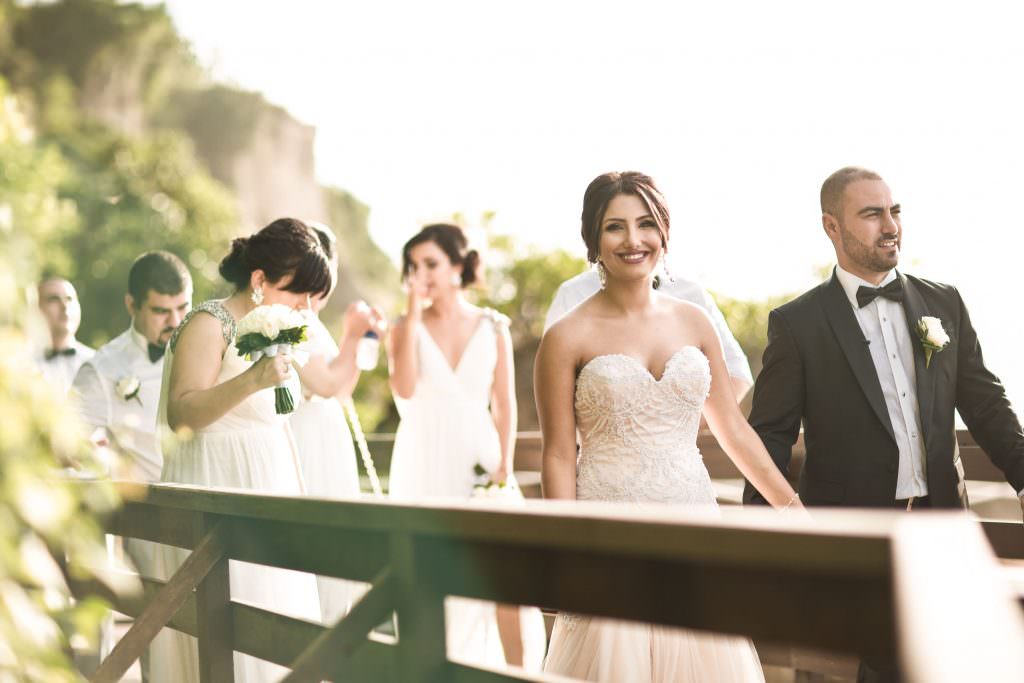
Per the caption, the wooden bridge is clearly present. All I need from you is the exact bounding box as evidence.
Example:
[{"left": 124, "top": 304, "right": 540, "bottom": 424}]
[{"left": 71, "top": 429, "right": 1024, "bottom": 682}]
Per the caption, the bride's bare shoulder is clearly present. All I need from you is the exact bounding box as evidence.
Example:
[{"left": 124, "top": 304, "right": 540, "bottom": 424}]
[{"left": 538, "top": 302, "right": 598, "bottom": 363}]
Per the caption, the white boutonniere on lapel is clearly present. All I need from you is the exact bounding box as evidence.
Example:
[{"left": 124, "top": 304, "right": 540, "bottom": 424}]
[
  {"left": 115, "top": 375, "right": 143, "bottom": 406},
  {"left": 915, "top": 316, "right": 950, "bottom": 368}
]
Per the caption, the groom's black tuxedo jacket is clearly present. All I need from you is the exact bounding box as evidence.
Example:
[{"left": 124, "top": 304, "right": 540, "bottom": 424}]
[{"left": 743, "top": 269, "right": 1024, "bottom": 508}]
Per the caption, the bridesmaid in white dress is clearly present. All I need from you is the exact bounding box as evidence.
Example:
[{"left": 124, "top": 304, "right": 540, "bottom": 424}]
[
  {"left": 152, "top": 218, "right": 330, "bottom": 682},
  {"left": 291, "top": 222, "right": 386, "bottom": 622},
  {"left": 535, "top": 172, "right": 805, "bottom": 682},
  {"left": 387, "top": 224, "right": 547, "bottom": 671}
]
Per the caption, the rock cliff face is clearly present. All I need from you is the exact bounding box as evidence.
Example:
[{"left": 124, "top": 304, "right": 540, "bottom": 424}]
[{"left": 160, "top": 86, "right": 329, "bottom": 232}]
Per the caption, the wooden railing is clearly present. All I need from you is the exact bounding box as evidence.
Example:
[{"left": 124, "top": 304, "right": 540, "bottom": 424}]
[{"left": 72, "top": 481, "right": 1024, "bottom": 683}]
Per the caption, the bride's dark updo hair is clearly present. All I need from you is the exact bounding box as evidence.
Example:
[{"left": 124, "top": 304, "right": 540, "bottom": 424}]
[
  {"left": 580, "top": 171, "right": 670, "bottom": 264},
  {"left": 401, "top": 223, "right": 481, "bottom": 288},
  {"left": 219, "top": 218, "right": 332, "bottom": 298}
]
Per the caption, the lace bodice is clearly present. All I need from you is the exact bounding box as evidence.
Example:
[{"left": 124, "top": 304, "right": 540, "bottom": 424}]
[{"left": 574, "top": 345, "right": 717, "bottom": 505}]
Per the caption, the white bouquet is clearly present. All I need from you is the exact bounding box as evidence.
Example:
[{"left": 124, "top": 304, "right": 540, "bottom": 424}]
[
  {"left": 235, "top": 304, "right": 309, "bottom": 414},
  {"left": 471, "top": 480, "right": 522, "bottom": 501}
]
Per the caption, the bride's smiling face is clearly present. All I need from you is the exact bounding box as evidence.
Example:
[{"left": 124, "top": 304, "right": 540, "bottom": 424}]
[{"left": 598, "top": 193, "right": 665, "bottom": 282}]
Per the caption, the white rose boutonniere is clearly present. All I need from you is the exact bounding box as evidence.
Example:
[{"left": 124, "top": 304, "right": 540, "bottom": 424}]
[
  {"left": 115, "top": 375, "right": 142, "bottom": 406},
  {"left": 915, "top": 316, "right": 950, "bottom": 368}
]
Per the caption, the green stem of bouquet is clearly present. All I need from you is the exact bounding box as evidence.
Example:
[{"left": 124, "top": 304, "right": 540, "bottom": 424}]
[{"left": 274, "top": 387, "right": 295, "bottom": 414}]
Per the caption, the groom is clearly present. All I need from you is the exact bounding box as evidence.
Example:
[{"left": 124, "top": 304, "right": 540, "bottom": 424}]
[{"left": 744, "top": 166, "right": 1024, "bottom": 514}]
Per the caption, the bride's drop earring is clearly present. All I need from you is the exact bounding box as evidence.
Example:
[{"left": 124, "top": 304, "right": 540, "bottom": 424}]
[
  {"left": 597, "top": 260, "right": 607, "bottom": 289},
  {"left": 659, "top": 254, "right": 673, "bottom": 283},
  {"left": 450, "top": 272, "right": 461, "bottom": 287},
  {"left": 251, "top": 286, "right": 264, "bottom": 306}
]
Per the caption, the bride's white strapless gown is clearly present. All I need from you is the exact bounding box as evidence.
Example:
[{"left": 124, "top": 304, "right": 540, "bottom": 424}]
[{"left": 543, "top": 346, "right": 765, "bottom": 682}]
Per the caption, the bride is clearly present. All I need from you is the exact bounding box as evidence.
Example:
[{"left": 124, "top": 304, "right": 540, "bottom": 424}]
[
  {"left": 535, "top": 172, "right": 803, "bottom": 682},
  {"left": 151, "top": 218, "right": 329, "bottom": 681}
]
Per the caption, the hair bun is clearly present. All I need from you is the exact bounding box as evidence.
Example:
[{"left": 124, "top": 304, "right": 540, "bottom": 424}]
[
  {"left": 218, "top": 236, "right": 251, "bottom": 287},
  {"left": 461, "top": 249, "right": 481, "bottom": 287}
]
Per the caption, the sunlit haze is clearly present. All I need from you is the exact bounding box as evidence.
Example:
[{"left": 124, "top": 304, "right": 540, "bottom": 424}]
[{"left": 161, "top": 0, "right": 1024, "bottom": 407}]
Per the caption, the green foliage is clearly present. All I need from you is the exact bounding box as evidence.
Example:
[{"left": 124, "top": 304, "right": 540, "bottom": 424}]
[
  {"left": 8, "top": 0, "right": 199, "bottom": 115},
  {"left": 477, "top": 243, "right": 587, "bottom": 345},
  {"left": 324, "top": 187, "right": 401, "bottom": 433},
  {"left": 235, "top": 328, "right": 308, "bottom": 360},
  {"left": 37, "top": 122, "right": 239, "bottom": 347},
  {"left": 712, "top": 291, "right": 795, "bottom": 378},
  {"left": 0, "top": 77, "right": 121, "bottom": 682}
]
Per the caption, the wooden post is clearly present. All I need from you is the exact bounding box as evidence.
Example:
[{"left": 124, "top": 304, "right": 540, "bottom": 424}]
[
  {"left": 195, "top": 515, "right": 234, "bottom": 682},
  {"left": 392, "top": 533, "right": 447, "bottom": 683},
  {"left": 91, "top": 519, "right": 225, "bottom": 683}
]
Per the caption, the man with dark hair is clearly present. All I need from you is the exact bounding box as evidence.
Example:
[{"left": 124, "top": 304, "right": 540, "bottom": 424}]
[
  {"left": 73, "top": 250, "right": 192, "bottom": 481},
  {"left": 71, "top": 251, "right": 191, "bottom": 679},
  {"left": 34, "top": 276, "right": 94, "bottom": 393},
  {"left": 745, "top": 166, "right": 1024, "bottom": 681}
]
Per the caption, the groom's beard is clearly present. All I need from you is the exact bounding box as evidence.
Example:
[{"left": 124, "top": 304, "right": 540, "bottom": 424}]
[{"left": 839, "top": 223, "right": 900, "bottom": 273}]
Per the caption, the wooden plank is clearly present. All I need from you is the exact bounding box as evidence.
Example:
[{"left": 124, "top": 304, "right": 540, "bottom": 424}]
[
  {"left": 891, "top": 515, "right": 1024, "bottom": 682},
  {"left": 91, "top": 521, "right": 225, "bottom": 683},
  {"left": 392, "top": 533, "right": 448, "bottom": 683},
  {"left": 230, "top": 601, "right": 396, "bottom": 681},
  {"left": 446, "top": 660, "right": 570, "bottom": 682},
  {"left": 195, "top": 516, "right": 233, "bottom": 682},
  {"left": 960, "top": 445, "right": 1009, "bottom": 482},
  {"left": 70, "top": 572, "right": 198, "bottom": 635},
  {"left": 981, "top": 519, "right": 1024, "bottom": 560},
  {"left": 417, "top": 538, "right": 893, "bottom": 658},
  {"left": 81, "top": 571, "right": 396, "bottom": 682},
  {"left": 283, "top": 567, "right": 396, "bottom": 682},
  {"left": 104, "top": 503, "right": 199, "bottom": 549},
  {"left": 226, "top": 517, "right": 389, "bottom": 582}
]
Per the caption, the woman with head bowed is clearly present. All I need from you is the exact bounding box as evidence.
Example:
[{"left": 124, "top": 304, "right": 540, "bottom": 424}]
[{"left": 151, "top": 217, "right": 330, "bottom": 682}]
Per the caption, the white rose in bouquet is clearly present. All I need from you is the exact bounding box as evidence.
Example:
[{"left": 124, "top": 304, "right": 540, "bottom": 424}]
[{"left": 915, "top": 316, "right": 950, "bottom": 368}]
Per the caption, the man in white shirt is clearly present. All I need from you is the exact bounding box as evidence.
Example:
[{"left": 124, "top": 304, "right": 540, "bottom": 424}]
[
  {"left": 71, "top": 251, "right": 191, "bottom": 680},
  {"left": 72, "top": 251, "right": 192, "bottom": 483},
  {"left": 545, "top": 269, "right": 753, "bottom": 400},
  {"left": 745, "top": 166, "right": 1024, "bottom": 680},
  {"left": 34, "top": 276, "right": 94, "bottom": 393}
]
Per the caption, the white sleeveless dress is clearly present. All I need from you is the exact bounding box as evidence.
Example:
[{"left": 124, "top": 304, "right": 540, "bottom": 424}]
[
  {"left": 543, "top": 346, "right": 765, "bottom": 682},
  {"left": 290, "top": 314, "right": 366, "bottom": 622},
  {"left": 389, "top": 309, "right": 547, "bottom": 671},
  {"left": 150, "top": 300, "right": 321, "bottom": 682}
]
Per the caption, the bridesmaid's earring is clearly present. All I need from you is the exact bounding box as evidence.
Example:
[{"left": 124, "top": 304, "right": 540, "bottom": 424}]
[
  {"left": 450, "top": 272, "right": 461, "bottom": 287},
  {"left": 251, "top": 286, "right": 264, "bottom": 306},
  {"left": 597, "top": 261, "right": 607, "bottom": 289}
]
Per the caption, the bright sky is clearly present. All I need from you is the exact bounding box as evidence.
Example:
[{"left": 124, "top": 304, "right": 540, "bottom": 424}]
[{"left": 162, "top": 0, "right": 1024, "bottom": 406}]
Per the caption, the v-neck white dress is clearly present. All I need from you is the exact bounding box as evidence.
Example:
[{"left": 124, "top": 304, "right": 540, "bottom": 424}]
[
  {"left": 388, "top": 309, "right": 546, "bottom": 671},
  {"left": 389, "top": 310, "right": 502, "bottom": 499}
]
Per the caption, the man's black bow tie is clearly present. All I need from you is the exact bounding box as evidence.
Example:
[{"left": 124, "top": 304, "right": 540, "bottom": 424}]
[
  {"left": 148, "top": 343, "right": 166, "bottom": 363},
  {"left": 44, "top": 347, "right": 76, "bottom": 361},
  {"left": 856, "top": 279, "right": 904, "bottom": 308}
]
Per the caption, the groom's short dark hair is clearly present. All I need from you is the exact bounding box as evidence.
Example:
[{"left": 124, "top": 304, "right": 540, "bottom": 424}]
[
  {"left": 128, "top": 251, "right": 191, "bottom": 305},
  {"left": 820, "top": 166, "right": 882, "bottom": 217}
]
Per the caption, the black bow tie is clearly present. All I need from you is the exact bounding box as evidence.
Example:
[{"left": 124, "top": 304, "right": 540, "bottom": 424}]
[
  {"left": 148, "top": 343, "right": 166, "bottom": 363},
  {"left": 856, "top": 279, "right": 904, "bottom": 308},
  {"left": 44, "top": 347, "right": 76, "bottom": 361}
]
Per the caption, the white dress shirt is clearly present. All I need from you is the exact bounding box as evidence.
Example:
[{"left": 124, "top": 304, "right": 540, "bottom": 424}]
[
  {"left": 543, "top": 269, "right": 753, "bottom": 385},
  {"left": 835, "top": 266, "right": 928, "bottom": 498},
  {"left": 71, "top": 327, "right": 164, "bottom": 482},
  {"left": 34, "top": 339, "right": 94, "bottom": 395}
]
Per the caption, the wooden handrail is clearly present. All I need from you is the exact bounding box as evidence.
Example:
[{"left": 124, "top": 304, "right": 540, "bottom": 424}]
[
  {"left": 503, "top": 428, "right": 1016, "bottom": 483},
  {"left": 72, "top": 482, "right": 1024, "bottom": 682}
]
